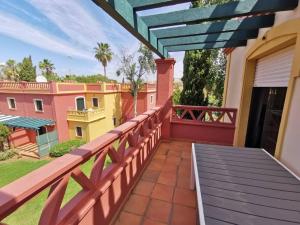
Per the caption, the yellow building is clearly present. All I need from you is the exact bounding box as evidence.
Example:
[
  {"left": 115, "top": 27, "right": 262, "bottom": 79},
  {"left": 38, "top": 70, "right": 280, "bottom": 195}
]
[{"left": 66, "top": 82, "right": 155, "bottom": 142}]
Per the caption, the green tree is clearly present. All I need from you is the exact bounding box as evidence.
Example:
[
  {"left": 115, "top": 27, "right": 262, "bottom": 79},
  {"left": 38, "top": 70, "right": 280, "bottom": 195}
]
[
  {"left": 1, "top": 59, "right": 20, "bottom": 81},
  {"left": 39, "top": 59, "right": 59, "bottom": 81},
  {"left": 173, "top": 83, "right": 182, "bottom": 105},
  {"left": 0, "top": 124, "right": 10, "bottom": 151},
  {"left": 18, "top": 56, "right": 36, "bottom": 82},
  {"left": 180, "top": 50, "right": 210, "bottom": 106},
  {"left": 117, "top": 44, "right": 156, "bottom": 117},
  {"left": 180, "top": 0, "right": 231, "bottom": 106},
  {"left": 63, "top": 74, "right": 114, "bottom": 83},
  {"left": 94, "top": 42, "right": 113, "bottom": 77}
]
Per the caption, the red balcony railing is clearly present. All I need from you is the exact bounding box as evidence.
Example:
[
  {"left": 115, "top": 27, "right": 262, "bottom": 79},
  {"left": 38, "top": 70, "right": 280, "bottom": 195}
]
[
  {"left": 0, "top": 81, "right": 51, "bottom": 92},
  {"left": 0, "top": 107, "right": 163, "bottom": 225},
  {"left": 171, "top": 105, "right": 237, "bottom": 145}
]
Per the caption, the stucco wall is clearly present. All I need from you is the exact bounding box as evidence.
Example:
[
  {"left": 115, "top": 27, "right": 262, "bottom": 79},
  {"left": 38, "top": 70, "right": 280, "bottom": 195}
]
[
  {"left": 9, "top": 128, "right": 36, "bottom": 147},
  {"left": 225, "top": 1, "right": 300, "bottom": 175},
  {"left": 53, "top": 93, "right": 86, "bottom": 142},
  {"left": 225, "top": 2, "right": 300, "bottom": 109},
  {"left": 280, "top": 78, "right": 300, "bottom": 176},
  {"left": 68, "top": 121, "right": 89, "bottom": 142},
  {"left": 0, "top": 93, "right": 56, "bottom": 120},
  {"left": 121, "top": 92, "right": 156, "bottom": 121}
]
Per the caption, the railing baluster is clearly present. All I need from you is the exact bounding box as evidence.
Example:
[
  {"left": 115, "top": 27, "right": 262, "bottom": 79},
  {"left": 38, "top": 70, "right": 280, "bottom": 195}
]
[
  {"left": 39, "top": 175, "right": 70, "bottom": 225},
  {"left": 0, "top": 107, "right": 163, "bottom": 224},
  {"left": 172, "top": 105, "right": 237, "bottom": 126}
]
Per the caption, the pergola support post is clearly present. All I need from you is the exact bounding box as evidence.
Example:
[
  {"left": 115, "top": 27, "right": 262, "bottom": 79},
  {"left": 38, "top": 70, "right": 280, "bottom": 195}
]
[{"left": 156, "top": 58, "right": 176, "bottom": 139}]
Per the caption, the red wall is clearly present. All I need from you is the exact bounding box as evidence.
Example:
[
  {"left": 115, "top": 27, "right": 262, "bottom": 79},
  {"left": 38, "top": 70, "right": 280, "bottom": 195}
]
[
  {"left": 0, "top": 93, "right": 56, "bottom": 120},
  {"left": 9, "top": 128, "right": 36, "bottom": 147},
  {"left": 0, "top": 92, "right": 86, "bottom": 142},
  {"left": 121, "top": 92, "right": 156, "bottom": 122},
  {"left": 52, "top": 93, "right": 86, "bottom": 142},
  {"left": 171, "top": 122, "right": 235, "bottom": 146},
  {"left": 0, "top": 90, "right": 157, "bottom": 143}
]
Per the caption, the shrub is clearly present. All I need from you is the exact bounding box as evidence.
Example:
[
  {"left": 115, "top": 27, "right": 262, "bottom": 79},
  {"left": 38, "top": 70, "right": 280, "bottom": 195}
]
[
  {"left": 0, "top": 149, "right": 16, "bottom": 161},
  {"left": 0, "top": 124, "right": 10, "bottom": 151},
  {"left": 49, "top": 139, "right": 86, "bottom": 157}
]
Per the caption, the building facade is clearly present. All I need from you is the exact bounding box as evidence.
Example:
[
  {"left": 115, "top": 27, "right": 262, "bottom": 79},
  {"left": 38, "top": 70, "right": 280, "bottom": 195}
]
[
  {"left": 0, "top": 81, "right": 156, "bottom": 150},
  {"left": 223, "top": 2, "right": 300, "bottom": 176}
]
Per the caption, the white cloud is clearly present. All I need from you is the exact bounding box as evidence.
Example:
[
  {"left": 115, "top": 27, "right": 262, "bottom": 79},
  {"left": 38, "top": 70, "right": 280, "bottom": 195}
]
[
  {"left": 28, "top": 0, "right": 118, "bottom": 51},
  {"left": 28, "top": 0, "right": 141, "bottom": 78},
  {"left": 0, "top": 12, "right": 93, "bottom": 60}
]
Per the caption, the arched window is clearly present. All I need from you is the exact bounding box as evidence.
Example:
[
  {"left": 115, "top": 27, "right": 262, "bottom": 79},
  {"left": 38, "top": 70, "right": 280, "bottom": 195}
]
[{"left": 76, "top": 97, "right": 85, "bottom": 111}]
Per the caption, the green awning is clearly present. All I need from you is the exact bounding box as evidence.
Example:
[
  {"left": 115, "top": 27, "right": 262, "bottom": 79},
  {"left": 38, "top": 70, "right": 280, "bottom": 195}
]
[{"left": 0, "top": 114, "right": 55, "bottom": 130}]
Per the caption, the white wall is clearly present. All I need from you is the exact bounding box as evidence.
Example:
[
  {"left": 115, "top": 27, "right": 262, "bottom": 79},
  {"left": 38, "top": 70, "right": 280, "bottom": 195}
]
[
  {"left": 225, "top": 1, "right": 300, "bottom": 109},
  {"left": 225, "top": 1, "right": 300, "bottom": 175},
  {"left": 281, "top": 78, "right": 300, "bottom": 177}
]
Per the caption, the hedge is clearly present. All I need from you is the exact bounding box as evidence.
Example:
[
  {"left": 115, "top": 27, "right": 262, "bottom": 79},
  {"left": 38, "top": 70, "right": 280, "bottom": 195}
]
[{"left": 49, "top": 139, "right": 86, "bottom": 157}]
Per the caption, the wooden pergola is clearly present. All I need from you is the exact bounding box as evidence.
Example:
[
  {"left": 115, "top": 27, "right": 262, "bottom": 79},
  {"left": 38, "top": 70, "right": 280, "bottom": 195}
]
[{"left": 92, "top": 0, "right": 298, "bottom": 58}]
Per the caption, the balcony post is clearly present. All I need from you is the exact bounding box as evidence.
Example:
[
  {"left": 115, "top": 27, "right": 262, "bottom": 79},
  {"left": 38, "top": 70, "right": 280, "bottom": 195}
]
[
  {"left": 49, "top": 81, "right": 57, "bottom": 93},
  {"left": 155, "top": 58, "right": 176, "bottom": 139}
]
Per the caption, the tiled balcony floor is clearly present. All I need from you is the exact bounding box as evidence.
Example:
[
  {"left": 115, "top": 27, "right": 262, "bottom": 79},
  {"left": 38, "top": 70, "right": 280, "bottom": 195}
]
[{"left": 113, "top": 141, "right": 197, "bottom": 225}]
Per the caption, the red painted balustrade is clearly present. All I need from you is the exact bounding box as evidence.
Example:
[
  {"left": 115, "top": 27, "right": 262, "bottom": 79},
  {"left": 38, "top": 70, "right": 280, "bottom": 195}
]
[
  {"left": 171, "top": 105, "right": 237, "bottom": 145},
  {"left": 0, "top": 81, "right": 51, "bottom": 92},
  {"left": 0, "top": 107, "right": 163, "bottom": 225}
]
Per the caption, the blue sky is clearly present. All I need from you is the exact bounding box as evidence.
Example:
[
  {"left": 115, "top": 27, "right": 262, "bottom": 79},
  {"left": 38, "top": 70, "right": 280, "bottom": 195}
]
[{"left": 0, "top": 0, "right": 189, "bottom": 81}]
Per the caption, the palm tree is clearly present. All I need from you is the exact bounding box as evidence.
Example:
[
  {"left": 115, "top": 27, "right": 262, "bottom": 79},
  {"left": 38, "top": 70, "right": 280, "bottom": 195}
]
[
  {"left": 94, "top": 42, "right": 113, "bottom": 77},
  {"left": 3, "top": 59, "right": 19, "bottom": 81},
  {"left": 39, "top": 59, "right": 55, "bottom": 81}
]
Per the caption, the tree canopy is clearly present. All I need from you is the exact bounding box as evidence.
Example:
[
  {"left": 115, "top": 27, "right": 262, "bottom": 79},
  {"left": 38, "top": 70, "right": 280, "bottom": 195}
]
[
  {"left": 180, "top": 0, "right": 231, "bottom": 107},
  {"left": 18, "top": 56, "right": 36, "bottom": 82},
  {"left": 0, "top": 124, "right": 10, "bottom": 151},
  {"left": 117, "top": 44, "right": 155, "bottom": 117},
  {"left": 39, "top": 59, "right": 60, "bottom": 81},
  {"left": 63, "top": 74, "right": 115, "bottom": 83}
]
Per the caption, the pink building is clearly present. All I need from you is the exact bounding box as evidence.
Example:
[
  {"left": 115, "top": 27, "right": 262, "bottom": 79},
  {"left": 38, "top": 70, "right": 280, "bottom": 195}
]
[{"left": 0, "top": 81, "right": 156, "bottom": 157}]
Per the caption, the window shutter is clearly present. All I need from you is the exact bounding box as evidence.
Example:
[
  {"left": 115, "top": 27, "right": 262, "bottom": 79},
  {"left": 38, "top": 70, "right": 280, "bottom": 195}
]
[{"left": 255, "top": 46, "right": 295, "bottom": 87}]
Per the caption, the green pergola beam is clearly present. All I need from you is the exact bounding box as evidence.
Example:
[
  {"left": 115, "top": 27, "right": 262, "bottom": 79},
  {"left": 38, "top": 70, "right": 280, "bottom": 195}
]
[
  {"left": 128, "top": 0, "right": 191, "bottom": 11},
  {"left": 91, "top": 0, "right": 167, "bottom": 58},
  {"left": 153, "top": 14, "right": 274, "bottom": 39},
  {"left": 160, "top": 30, "right": 258, "bottom": 46},
  {"left": 166, "top": 40, "right": 247, "bottom": 52},
  {"left": 142, "top": 0, "right": 298, "bottom": 28}
]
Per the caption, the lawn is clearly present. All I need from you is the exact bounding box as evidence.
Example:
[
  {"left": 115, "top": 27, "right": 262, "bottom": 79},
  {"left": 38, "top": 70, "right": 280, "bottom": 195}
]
[{"left": 0, "top": 158, "right": 96, "bottom": 225}]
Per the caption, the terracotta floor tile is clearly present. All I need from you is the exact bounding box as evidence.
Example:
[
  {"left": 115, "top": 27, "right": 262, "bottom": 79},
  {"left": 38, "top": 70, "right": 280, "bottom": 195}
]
[
  {"left": 161, "top": 164, "right": 178, "bottom": 173},
  {"left": 156, "top": 145, "right": 169, "bottom": 155},
  {"left": 168, "top": 150, "right": 182, "bottom": 157},
  {"left": 143, "top": 218, "right": 167, "bottom": 225},
  {"left": 114, "top": 142, "right": 196, "bottom": 225},
  {"left": 176, "top": 175, "right": 191, "bottom": 189},
  {"left": 157, "top": 172, "right": 177, "bottom": 186},
  {"left": 145, "top": 199, "right": 172, "bottom": 223},
  {"left": 166, "top": 156, "right": 181, "bottom": 166},
  {"left": 124, "top": 194, "right": 150, "bottom": 215},
  {"left": 133, "top": 180, "right": 155, "bottom": 196},
  {"left": 142, "top": 169, "right": 160, "bottom": 182},
  {"left": 173, "top": 188, "right": 196, "bottom": 207},
  {"left": 115, "top": 211, "right": 142, "bottom": 225},
  {"left": 178, "top": 166, "right": 190, "bottom": 177},
  {"left": 181, "top": 151, "right": 191, "bottom": 159},
  {"left": 154, "top": 154, "right": 167, "bottom": 160},
  {"left": 148, "top": 159, "right": 164, "bottom": 171},
  {"left": 151, "top": 183, "right": 174, "bottom": 202},
  {"left": 171, "top": 204, "right": 196, "bottom": 225}
]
